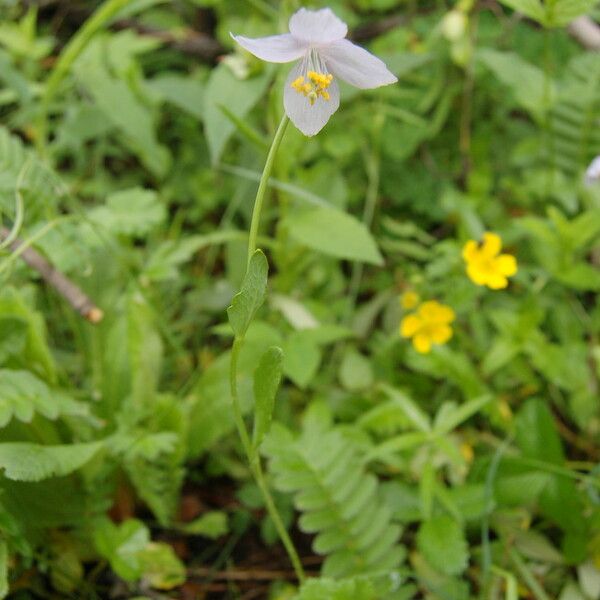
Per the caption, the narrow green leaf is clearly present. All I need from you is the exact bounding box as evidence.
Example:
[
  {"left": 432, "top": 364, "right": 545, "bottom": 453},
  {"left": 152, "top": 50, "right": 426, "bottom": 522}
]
[
  {"left": 434, "top": 395, "right": 492, "bottom": 435},
  {"left": 227, "top": 250, "right": 269, "bottom": 338},
  {"left": 253, "top": 346, "right": 284, "bottom": 449},
  {"left": 380, "top": 384, "right": 431, "bottom": 433}
]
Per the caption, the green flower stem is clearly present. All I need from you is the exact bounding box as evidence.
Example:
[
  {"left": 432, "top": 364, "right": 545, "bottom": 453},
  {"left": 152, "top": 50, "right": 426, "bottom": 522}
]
[
  {"left": 229, "top": 114, "right": 304, "bottom": 582},
  {"left": 229, "top": 337, "right": 306, "bottom": 583},
  {"left": 247, "top": 115, "right": 289, "bottom": 266},
  {"left": 36, "top": 0, "right": 132, "bottom": 155}
]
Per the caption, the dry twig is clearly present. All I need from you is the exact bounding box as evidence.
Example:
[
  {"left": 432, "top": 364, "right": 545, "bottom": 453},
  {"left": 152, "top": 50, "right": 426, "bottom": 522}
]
[{"left": 0, "top": 227, "right": 104, "bottom": 324}]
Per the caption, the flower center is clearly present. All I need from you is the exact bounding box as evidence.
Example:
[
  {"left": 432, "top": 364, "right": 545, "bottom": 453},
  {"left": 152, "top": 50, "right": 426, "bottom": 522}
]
[{"left": 291, "top": 71, "right": 333, "bottom": 105}]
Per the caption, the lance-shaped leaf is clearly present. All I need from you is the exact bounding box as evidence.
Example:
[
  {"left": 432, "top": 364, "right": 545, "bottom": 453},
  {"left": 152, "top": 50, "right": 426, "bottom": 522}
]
[
  {"left": 253, "top": 346, "right": 284, "bottom": 450},
  {"left": 227, "top": 250, "right": 269, "bottom": 338}
]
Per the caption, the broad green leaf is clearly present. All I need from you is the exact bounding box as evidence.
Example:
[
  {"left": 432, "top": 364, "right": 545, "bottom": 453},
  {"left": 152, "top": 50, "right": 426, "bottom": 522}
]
[
  {"left": 253, "top": 346, "right": 283, "bottom": 449},
  {"left": 89, "top": 187, "right": 165, "bottom": 237},
  {"left": 227, "top": 250, "right": 269, "bottom": 338},
  {"left": 73, "top": 39, "right": 170, "bottom": 177},
  {"left": 93, "top": 518, "right": 149, "bottom": 582},
  {"left": 550, "top": 0, "right": 598, "bottom": 26},
  {"left": 498, "top": 0, "right": 545, "bottom": 23},
  {"left": 417, "top": 515, "right": 469, "bottom": 576},
  {"left": 182, "top": 511, "right": 228, "bottom": 539},
  {"left": 204, "top": 63, "right": 272, "bottom": 164},
  {"left": 515, "top": 400, "right": 584, "bottom": 532},
  {"left": 0, "top": 441, "right": 103, "bottom": 482},
  {"left": 282, "top": 331, "right": 322, "bottom": 389},
  {"left": 148, "top": 74, "right": 205, "bottom": 120},
  {"left": 339, "top": 350, "right": 374, "bottom": 392},
  {"left": 478, "top": 48, "right": 554, "bottom": 117},
  {"left": 138, "top": 542, "right": 186, "bottom": 590},
  {"left": 284, "top": 206, "right": 383, "bottom": 265}
]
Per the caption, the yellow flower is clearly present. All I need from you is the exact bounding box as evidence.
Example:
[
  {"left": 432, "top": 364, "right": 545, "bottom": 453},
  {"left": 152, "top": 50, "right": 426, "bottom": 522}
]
[
  {"left": 462, "top": 232, "right": 517, "bottom": 290},
  {"left": 400, "top": 291, "right": 420, "bottom": 310},
  {"left": 400, "top": 300, "right": 455, "bottom": 354}
]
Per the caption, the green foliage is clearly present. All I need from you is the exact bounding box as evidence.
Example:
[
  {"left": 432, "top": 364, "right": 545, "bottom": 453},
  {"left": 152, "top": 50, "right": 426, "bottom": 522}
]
[
  {"left": 252, "top": 345, "right": 283, "bottom": 449},
  {"left": 0, "top": 369, "right": 90, "bottom": 427},
  {"left": 227, "top": 249, "right": 269, "bottom": 338},
  {"left": 1, "top": 0, "right": 600, "bottom": 597},
  {"left": 0, "top": 441, "right": 103, "bottom": 482},
  {"left": 263, "top": 404, "right": 405, "bottom": 578},
  {"left": 282, "top": 206, "right": 384, "bottom": 265},
  {"left": 416, "top": 515, "right": 469, "bottom": 576}
]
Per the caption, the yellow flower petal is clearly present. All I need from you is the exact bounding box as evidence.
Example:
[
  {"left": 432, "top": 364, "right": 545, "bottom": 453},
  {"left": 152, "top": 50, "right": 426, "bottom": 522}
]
[
  {"left": 436, "top": 306, "right": 455, "bottom": 324},
  {"left": 496, "top": 254, "right": 517, "bottom": 277},
  {"left": 400, "top": 314, "right": 421, "bottom": 338},
  {"left": 481, "top": 232, "right": 502, "bottom": 258},
  {"left": 466, "top": 264, "right": 488, "bottom": 286},
  {"left": 413, "top": 333, "right": 432, "bottom": 354},
  {"left": 418, "top": 301, "right": 441, "bottom": 320},
  {"left": 462, "top": 240, "right": 479, "bottom": 262},
  {"left": 431, "top": 324, "right": 453, "bottom": 344},
  {"left": 487, "top": 274, "right": 508, "bottom": 289}
]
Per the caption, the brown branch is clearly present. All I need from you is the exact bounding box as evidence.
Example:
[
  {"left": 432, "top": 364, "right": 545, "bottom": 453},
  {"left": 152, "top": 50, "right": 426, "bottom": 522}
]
[
  {"left": 113, "top": 19, "right": 224, "bottom": 61},
  {"left": 0, "top": 227, "right": 104, "bottom": 324}
]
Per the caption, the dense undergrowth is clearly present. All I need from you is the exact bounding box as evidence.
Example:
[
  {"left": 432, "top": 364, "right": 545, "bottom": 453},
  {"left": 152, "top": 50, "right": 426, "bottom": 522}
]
[{"left": 1, "top": 0, "right": 600, "bottom": 598}]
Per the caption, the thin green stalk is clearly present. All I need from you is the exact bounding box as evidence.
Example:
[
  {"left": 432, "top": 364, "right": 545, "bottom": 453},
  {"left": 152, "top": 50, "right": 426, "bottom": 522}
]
[
  {"left": 509, "top": 548, "right": 552, "bottom": 600},
  {"left": 36, "top": 0, "right": 132, "bottom": 154},
  {"left": 247, "top": 115, "right": 289, "bottom": 265},
  {"left": 228, "top": 114, "right": 304, "bottom": 582},
  {"left": 229, "top": 337, "right": 306, "bottom": 582}
]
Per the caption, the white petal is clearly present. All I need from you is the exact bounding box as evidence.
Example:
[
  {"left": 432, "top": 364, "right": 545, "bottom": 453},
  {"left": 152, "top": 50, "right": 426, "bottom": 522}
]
[
  {"left": 231, "top": 33, "right": 306, "bottom": 63},
  {"left": 289, "top": 8, "right": 348, "bottom": 44},
  {"left": 321, "top": 39, "right": 397, "bottom": 89},
  {"left": 585, "top": 155, "right": 600, "bottom": 186},
  {"left": 284, "top": 62, "right": 340, "bottom": 137}
]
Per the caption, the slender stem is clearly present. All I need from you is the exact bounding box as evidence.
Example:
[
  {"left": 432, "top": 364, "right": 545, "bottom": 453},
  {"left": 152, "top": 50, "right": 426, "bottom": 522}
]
[
  {"left": 247, "top": 115, "right": 289, "bottom": 266},
  {"left": 229, "top": 337, "right": 306, "bottom": 582},
  {"left": 36, "top": 0, "right": 132, "bottom": 154},
  {"left": 229, "top": 114, "right": 304, "bottom": 582}
]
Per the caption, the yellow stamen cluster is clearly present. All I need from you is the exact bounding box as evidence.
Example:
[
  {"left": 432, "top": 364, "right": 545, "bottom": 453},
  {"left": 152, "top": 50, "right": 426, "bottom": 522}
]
[{"left": 291, "top": 71, "right": 333, "bottom": 105}]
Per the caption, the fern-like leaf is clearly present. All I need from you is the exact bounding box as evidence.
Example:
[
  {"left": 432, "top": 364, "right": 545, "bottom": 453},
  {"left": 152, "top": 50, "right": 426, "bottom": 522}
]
[
  {"left": 0, "top": 369, "right": 91, "bottom": 428},
  {"left": 263, "top": 413, "right": 405, "bottom": 578},
  {"left": 0, "top": 441, "right": 103, "bottom": 482},
  {"left": 0, "top": 126, "right": 64, "bottom": 216},
  {"left": 551, "top": 53, "right": 600, "bottom": 175}
]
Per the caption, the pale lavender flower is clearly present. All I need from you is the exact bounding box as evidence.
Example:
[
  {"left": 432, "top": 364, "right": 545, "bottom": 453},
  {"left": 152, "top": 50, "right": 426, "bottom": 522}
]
[
  {"left": 232, "top": 8, "right": 397, "bottom": 137},
  {"left": 585, "top": 156, "right": 600, "bottom": 186}
]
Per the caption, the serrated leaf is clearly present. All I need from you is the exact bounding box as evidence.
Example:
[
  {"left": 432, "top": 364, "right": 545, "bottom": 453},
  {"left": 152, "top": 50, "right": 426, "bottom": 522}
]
[
  {"left": 417, "top": 515, "right": 469, "bottom": 576},
  {"left": 284, "top": 206, "right": 383, "bottom": 265},
  {"left": 0, "top": 369, "right": 91, "bottom": 428},
  {"left": 0, "top": 441, "right": 103, "bottom": 482},
  {"left": 253, "top": 346, "right": 283, "bottom": 449},
  {"left": 90, "top": 187, "right": 165, "bottom": 237},
  {"left": 227, "top": 250, "right": 269, "bottom": 338}
]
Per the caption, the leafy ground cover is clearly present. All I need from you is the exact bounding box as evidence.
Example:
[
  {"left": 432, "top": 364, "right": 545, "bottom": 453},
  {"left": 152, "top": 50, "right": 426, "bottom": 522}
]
[{"left": 1, "top": 0, "right": 600, "bottom": 598}]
